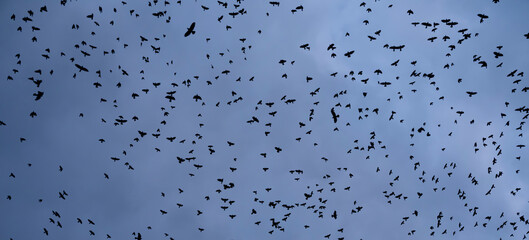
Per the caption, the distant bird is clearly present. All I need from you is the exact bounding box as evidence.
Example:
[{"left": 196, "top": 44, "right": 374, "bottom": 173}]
[
  {"left": 331, "top": 108, "right": 339, "bottom": 123},
  {"left": 74, "top": 64, "right": 89, "bottom": 72},
  {"left": 466, "top": 91, "right": 477, "bottom": 97},
  {"left": 184, "top": 22, "right": 196, "bottom": 37},
  {"left": 477, "top": 13, "right": 489, "bottom": 23},
  {"left": 33, "top": 91, "right": 44, "bottom": 101}
]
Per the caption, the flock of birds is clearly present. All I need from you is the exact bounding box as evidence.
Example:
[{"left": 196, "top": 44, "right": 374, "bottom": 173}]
[{"left": 1, "top": 0, "right": 529, "bottom": 239}]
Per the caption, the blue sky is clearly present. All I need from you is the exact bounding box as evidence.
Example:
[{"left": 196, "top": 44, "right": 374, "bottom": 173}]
[{"left": 1, "top": 0, "right": 529, "bottom": 239}]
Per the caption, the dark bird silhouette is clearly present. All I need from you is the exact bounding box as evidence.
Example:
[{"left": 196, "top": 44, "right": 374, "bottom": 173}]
[
  {"left": 74, "top": 64, "right": 89, "bottom": 72},
  {"left": 466, "top": 91, "right": 477, "bottom": 97},
  {"left": 184, "top": 22, "right": 196, "bottom": 37},
  {"left": 477, "top": 13, "right": 489, "bottom": 23},
  {"left": 33, "top": 91, "right": 44, "bottom": 101},
  {"left": 331, "top": 108, "right": 339, "bottom": 123}
]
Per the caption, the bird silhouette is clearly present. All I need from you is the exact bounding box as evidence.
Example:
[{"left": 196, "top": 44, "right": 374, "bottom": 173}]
[{"left": 184, "top": 22, "right": 196, "bottom": 37}]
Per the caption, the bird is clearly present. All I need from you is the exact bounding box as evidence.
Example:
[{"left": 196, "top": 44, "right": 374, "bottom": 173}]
[
  {"left": 33, "top": 91, "right": 44, "bottom": 101},
  {"left": 466, "top": 91, "right": 477, "bottom": 97},
  {"left": 477, "top": 13, "right": 489, "bottom": 23},
  {"left": 331, "top": 108, "right": 339, "bottom": 123},
  {"left": 184, "top": 22, "right": 196, "bottom": 37}
]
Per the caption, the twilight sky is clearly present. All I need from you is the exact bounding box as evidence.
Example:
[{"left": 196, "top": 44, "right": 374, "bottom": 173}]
[{"left": 1, "top": 0, "right": 529, "bottom": 239}]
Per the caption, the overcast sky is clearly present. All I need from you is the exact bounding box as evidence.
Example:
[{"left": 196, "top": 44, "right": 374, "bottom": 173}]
[{"left": 1, "top": 0, "right": 529, "bottom": 239}]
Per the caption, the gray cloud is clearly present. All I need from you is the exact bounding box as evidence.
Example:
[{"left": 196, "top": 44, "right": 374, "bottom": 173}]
[{"left": 1, "top": 0, "right": 529, "bottom": 239}]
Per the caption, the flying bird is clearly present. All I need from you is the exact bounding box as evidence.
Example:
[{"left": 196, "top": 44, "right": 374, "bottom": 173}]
[
  {"left": 331, "top": 108, "right": 339, "bottom": 123},
  {"left": 184, "top": 22, "right": 196, "bottom": 37}
]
